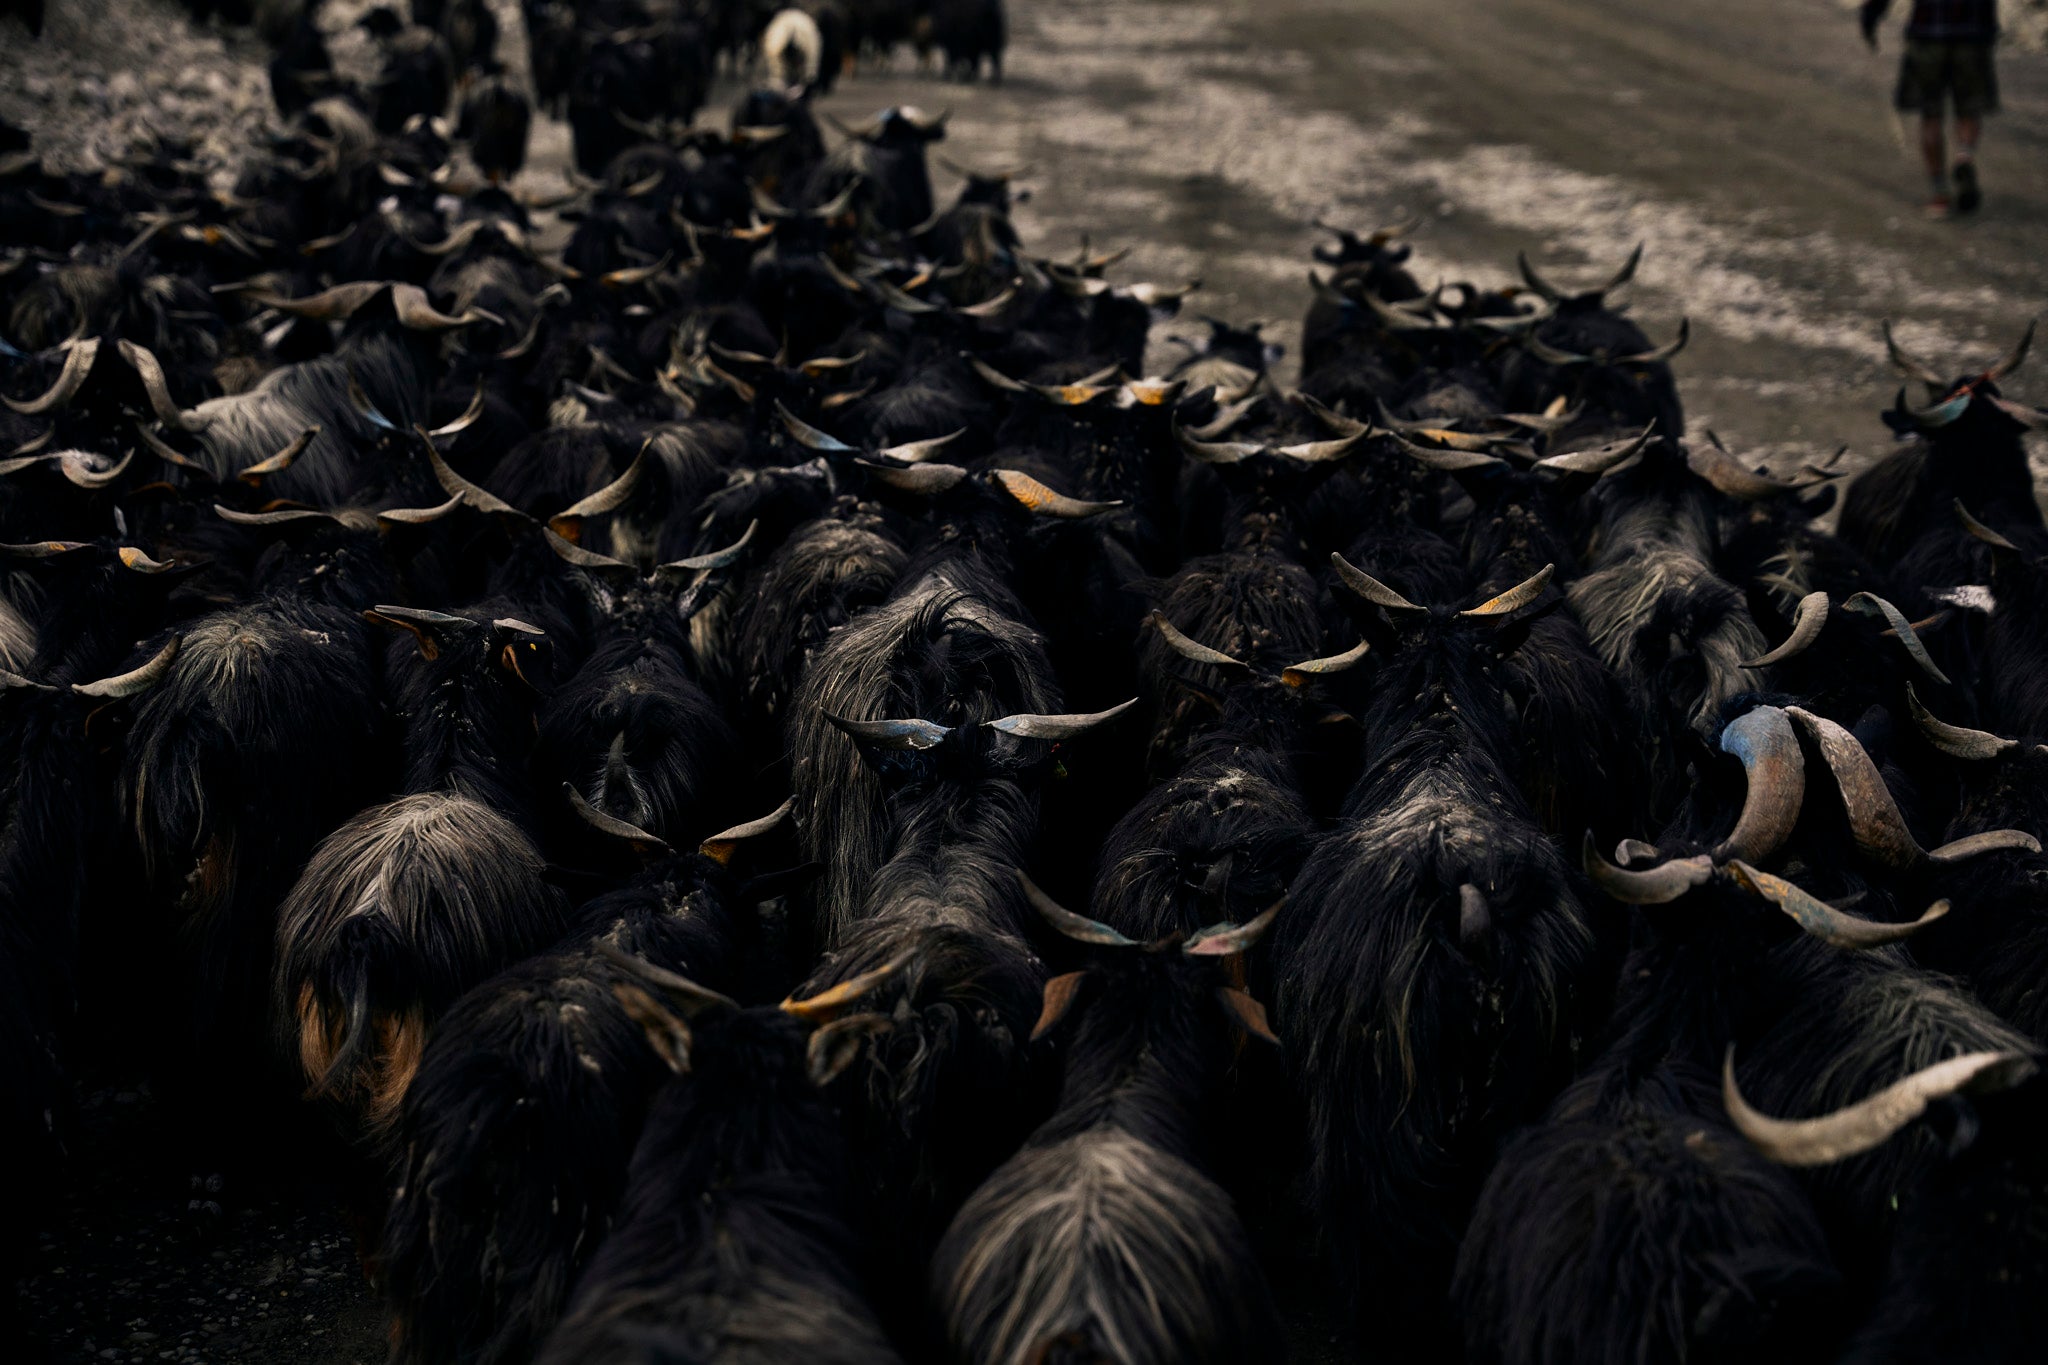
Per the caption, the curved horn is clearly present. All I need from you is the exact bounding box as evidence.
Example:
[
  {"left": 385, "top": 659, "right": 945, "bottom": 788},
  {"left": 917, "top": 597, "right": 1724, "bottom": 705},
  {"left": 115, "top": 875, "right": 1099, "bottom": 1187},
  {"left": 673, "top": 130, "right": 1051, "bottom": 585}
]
[
  {"left": 1298, "top": 392, "right": 1370, "bottom": 440},
  {"left": 661, "top": 519, "right": 758, "bottom": 572},
  {"left": 72, "top": 635, "right": 181, "bottom": 699},
  {"left": 214, "top": 504, "right": 343, "bottom": 528},
  {"left": 877, "top": 429, "right": 967, "bottom": 465},
  {"left": 248, "top": 279, "right": 387, "bottom": 320},
  {"left": 426, "top": 384, "right": 487, "bottom": 438},
  {"left": 1582, "top": 832, "right": 1714, "bottom": 904},
  {"left": 1714, "top": 706, "right": 1806, "bottom": 863},
  {"left": 1392, "top": 432, "right": 1508, "bottom": 473},
  {"left": 1882, "top": 320, "right": 1949, "bottom": 390},
  {"left": 1905, "top": 682, "right": 2016, "bottom": 761},
  {"left": 1742, "top": 591, "right": 1830, "bottom": 668},
  {"left": 1600, "top": 243, "right": 1645, "bottom": 297},
  {"left": 1536, "top": 424, "right": 1655, "bottom": 477},
  {"left": 859, "top": 460, "right": 971, "bottom": 495},
  {"left": 1901, "top": 386, "right": 1973, "bottom": 429},
  {"left": 237, "top": 427, "right": 319, "bottom": 486},
  {"left": 1955, "top": 500, "right": 2019, "bottom": 552},
  {"left": 117, "top": 341, "right": 209, "bottom": 433},
  {"left": 1015, "top": 869, "right": 1138, "bottom": 947},
  {"left": 1787, "top": 707, "right": 2037, "bottom": 867},
  {"left": 1185, "top": 898, "right": 1284, "bottom": 957},
  {"left": 1787, "top": 706, "right": 1922, "bottom": 869},
  {"left": 986, "top": 698, "right": 1139, "bottom": 741},
  {"left": 426, "top": 440, "right": 529, "bottom": 521},
  {"left": 1173, "top": 422, "right": 1261, "bottom": 466},
  {"left": 1726, "top": 861, "right": 1947, "bottom": 949},
  {"left": 1524, "top": 333, "right": 1591, "bottom": 367},
  {"left": 1281, "top": 640, "right": 1371, "bottom": 687},
  {"left": 776, "top": 401, "right": 857, "bottom": 454},
  {"left": 377, "top": 495, "right": 465, "bottom": 526},
  {"left": 1619, "top": 317, "right": 1689, "bottom": 365},
  {"left": 1149, "top": 612, "right": 1249, "bottom": 672},
  {"left": 564, "top": 783, "right": 673, "bottom": 855},
  {"left": 825, "top": 713, "right": 953, "bottom": 751},
  {"left": 5, "top": 339, "right": 100, "bottom": 415},
  {"left": 542, "top": 529, "right": 636, "bottom": 574},
  {"left": 597, "top": 942, "right": 738, "bottom": 1016},
  {"left": 1459, "top": 565, "right": 1555, "bottom": 619},
  {"left": 1984, "top": 319, "right": 2034, "bottom": 384},
  {"left": 1724, "top": 1045, "right": 2036, "bottom": 1167},
  {"left": 1615, "top": 838, "right": 1664, "bottom": 866},
  {"left": 967, "top": 355, "right": 1031, "bottom": 393},
  {"left": 549, "top": 446, "right": 648, "bottom": 539},
  {"left": 49, "top": 448, "right": 135, "bottom": 489},
  {"left": 1686, "top": 440, "right": 1815, "bottom": 501},
  {"left": 115, "top": 545, "right": 186, "bottom": 574},
  {"left": 1329, "top": 553, "right": 1428, "bottom": 614},
  {"left": 781, "top": 953, "right": 911, "bottom": 1023},
  {"left": 1516, "top": 251, "right": 1565, "bottom": 304},
  {"left": 598, "top": 255, "right": 673, "bottom": 289},
  {"left": 990, "top": 469, "right": 1122, "bottom": 518},
  {"left": 1840, "top": 592, "right": 1951, "bottom": 686},
  {"left": 699, "top": 797, "right": 795, "bottom": 864}
]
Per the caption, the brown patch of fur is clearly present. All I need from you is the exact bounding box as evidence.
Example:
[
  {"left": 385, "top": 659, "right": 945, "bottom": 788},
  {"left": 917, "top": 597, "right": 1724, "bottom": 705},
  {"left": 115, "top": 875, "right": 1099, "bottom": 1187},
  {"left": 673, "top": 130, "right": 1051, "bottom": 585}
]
[
  {"left": 367, "top": 1010, "right": 427, "bottom": 1134},
  {"left": 296, "top": 981, "right": 341, "bottom": 1092}
]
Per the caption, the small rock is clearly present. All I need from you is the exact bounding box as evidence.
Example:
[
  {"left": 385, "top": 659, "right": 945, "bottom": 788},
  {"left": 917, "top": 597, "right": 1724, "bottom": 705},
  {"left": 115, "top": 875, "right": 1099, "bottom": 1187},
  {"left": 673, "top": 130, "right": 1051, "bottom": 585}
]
[{"left": 108, "top": 71, "right": 142, "bottom": 104}]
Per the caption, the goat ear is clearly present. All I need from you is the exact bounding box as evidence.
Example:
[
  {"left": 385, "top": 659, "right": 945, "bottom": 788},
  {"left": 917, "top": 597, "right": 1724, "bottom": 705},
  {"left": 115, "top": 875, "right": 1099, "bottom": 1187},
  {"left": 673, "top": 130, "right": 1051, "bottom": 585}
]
[
  {"left": 613, "top": 983, "right": 694, "bottom": 1074},
  {"left": 1031, "top": 971, "right": 1089, "bottom": 1041},
  {"left": 1216, "top": 987, "right": 1280, "bottom": 1045},
  {"left": 807, "top": 1013, "right": 890, "bottom": 1088}
]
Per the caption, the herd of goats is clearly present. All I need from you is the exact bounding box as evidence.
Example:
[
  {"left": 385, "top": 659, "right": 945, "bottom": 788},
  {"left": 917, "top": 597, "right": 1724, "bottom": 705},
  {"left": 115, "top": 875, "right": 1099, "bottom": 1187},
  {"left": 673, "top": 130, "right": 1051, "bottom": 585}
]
[{"left": 5, "top": 2, "right": 2048, "bottom": 1364}]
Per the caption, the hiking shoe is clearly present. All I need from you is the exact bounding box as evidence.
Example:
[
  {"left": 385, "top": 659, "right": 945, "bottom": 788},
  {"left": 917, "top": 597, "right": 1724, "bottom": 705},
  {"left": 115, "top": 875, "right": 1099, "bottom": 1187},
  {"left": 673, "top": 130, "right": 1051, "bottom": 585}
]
[
  {"left": 1923, "top": 195, "right": 1953, "bottom": 219},
  {"left": 1954, "top": 161, "right": 1982, "bottom": 214}
]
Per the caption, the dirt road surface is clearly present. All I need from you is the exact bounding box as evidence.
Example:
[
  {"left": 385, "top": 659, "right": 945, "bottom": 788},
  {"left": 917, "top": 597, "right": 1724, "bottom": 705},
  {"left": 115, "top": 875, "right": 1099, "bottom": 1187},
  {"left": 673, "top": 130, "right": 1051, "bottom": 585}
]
[
  {"left": 813, "top": 0, "right": 2047, "bottom": 471},
  {"left": 9, "top": 1, "right": 2047, "bottom": 1361}
]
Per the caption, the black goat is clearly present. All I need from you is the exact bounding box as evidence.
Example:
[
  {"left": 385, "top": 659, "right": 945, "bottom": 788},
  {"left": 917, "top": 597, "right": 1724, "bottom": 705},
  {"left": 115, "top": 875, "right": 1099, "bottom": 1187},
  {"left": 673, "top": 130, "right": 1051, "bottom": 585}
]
[{"left": 929, "top": 878, "right": 1282, "bottom": 1365}]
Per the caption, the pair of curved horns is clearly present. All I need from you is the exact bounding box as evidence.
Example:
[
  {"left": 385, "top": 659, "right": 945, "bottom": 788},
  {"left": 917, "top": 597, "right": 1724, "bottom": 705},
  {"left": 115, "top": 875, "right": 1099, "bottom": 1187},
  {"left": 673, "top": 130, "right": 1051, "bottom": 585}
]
[
  {"left": 1018, "top": 868, "right": 1284, "bottom": 957},
  {"left": 1150, "top": 612, "right": 1371, "bottom": 684},
  {"left": 829, "top": 699, "right": 1138, "bottom": 752},
  {"left": 1172, "top": 420, "right": 1368, "bottom": 468},
  {"left": 1884, "top": 318, "right": 2034, "bottom": 393},
  {"left": 1788, "top": 707, "right": 2040, "bottom": 868},
  {"left": 4, "top": 339, "right": 101, "bottom": 416},
  {"left": 1517, "top": 243, "right": 1643, "bottom": 305}
]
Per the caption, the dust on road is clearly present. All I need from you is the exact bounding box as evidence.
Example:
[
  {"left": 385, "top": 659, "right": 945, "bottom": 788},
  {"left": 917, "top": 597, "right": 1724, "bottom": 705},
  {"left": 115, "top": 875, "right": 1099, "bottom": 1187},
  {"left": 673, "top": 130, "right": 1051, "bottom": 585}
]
[{"left": 813, "top": 0, "right": 2046, "bottom": 472}]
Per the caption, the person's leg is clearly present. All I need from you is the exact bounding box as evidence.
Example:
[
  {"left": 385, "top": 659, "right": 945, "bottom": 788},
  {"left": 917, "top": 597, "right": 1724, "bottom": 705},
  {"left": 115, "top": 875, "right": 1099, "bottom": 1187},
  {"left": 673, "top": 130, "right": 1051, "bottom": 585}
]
[
  {"left": 1951, "top": 114, "right": 1982, "bottom": 212},
  {"left": 1951, "top": 39, "right": 1993, "bottom": 213},
  {"left": 1920, "top": 113, "right": 1948, "bottom": 179},
  {"left": 1920, "top": 112, "right": 1951, "bottom": 213}
]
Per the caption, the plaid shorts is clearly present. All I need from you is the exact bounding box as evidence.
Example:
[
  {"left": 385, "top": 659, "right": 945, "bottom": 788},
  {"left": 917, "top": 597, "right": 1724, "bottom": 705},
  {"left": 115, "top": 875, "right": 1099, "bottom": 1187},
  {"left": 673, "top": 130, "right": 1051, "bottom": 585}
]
[{"left": 1895, "top": 40, "right": 2000, "bottom": 117}]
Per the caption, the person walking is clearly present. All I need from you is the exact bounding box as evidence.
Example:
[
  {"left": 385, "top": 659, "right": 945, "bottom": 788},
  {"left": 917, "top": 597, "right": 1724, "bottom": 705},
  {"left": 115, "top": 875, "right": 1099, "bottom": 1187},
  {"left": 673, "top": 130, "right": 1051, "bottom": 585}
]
[{"left": 1861, "top": 0, "right": 2001, "bottom": 217}]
